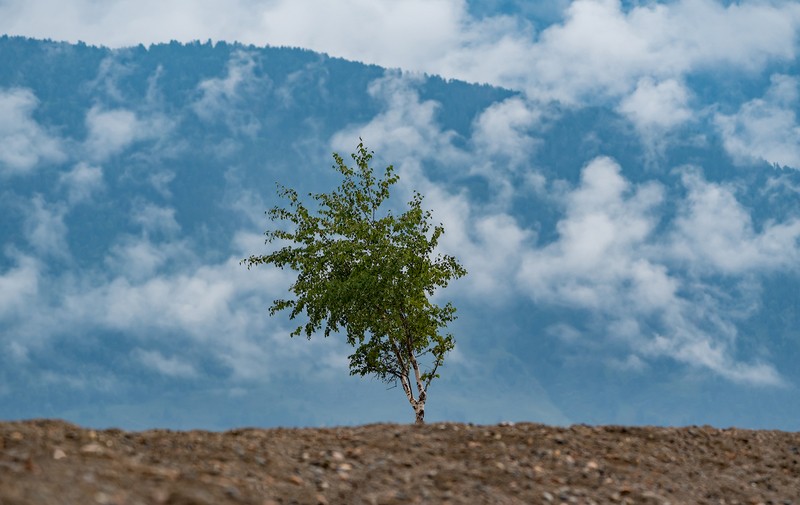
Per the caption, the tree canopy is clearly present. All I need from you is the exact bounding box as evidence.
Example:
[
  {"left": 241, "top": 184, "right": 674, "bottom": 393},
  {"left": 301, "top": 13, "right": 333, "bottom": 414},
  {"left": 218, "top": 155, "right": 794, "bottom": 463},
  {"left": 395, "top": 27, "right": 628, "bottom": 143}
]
[{"left": 243, "top": 141, "right": 466, "bottom": 423}]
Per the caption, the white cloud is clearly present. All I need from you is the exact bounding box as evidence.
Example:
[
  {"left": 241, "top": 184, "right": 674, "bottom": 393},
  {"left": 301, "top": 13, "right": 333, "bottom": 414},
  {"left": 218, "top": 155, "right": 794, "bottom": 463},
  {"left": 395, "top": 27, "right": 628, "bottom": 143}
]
[
  {"left": 618, "top": 77, "right": 692, "bottom": 131},
  {"left": 667, "top": 167, "right": 800, "bottom": 273},
  {"left": 519, "top": 157, "right": 667, "bottom": 310},
  {"left": 104, "top": 236, "right": 190, "bottom": 281},
  {"left": 421, "top": 185, "right": 534, "bottom": 302},
  {"left": 641, "top": 333, "right": 782, "bottom": 386},
  {"left": 517, "top": 157, "right": 788, "bottom": 386},
  {"left": 84, "top": 106, "right": 140, "bottom": 161},
  {"left": 192, "top": 50, "right": 262, "bottom": 136},
  {"left": 147, "top": 170, "right": 176, "bottom": 198},
  {"left": 258, "top": 0, "right": 469, "bottom": 69},
  {"left": 134, "top": 348, "right": 198, "bottom": 378},
  {"left": 471, "top": 96, "right": 541, "bottom": 170},
  {"left": 0, "top": 0, "right": 257, "bottom": 48},
  {"left": 78, "top": 248, "right": 342, "bottom": 381},
  {"left": 3, "top": 0, "right": 797, "bottom": 106},
  {"left": 84, "top": 105, "right": 172, "bottom": 162},
  {"left": 546, "top": 323, "right": 582, "bottom": 343},
  {"left": 714, "top": 74, "right": 800, "bottom": 168},
  {"left": 0, "top": 88, "right": 65, "bottom": 175},
  {"left": 517, "top": 0, "right": 800, "bottom": 102},
  {"left": 0, "top": 227, "right": 349, "bottom": 383},
  {"left": 130, "top": 202, "right": 181, "bottom": 236},
  {"left": 23, "top": 195, "right": 69, "bottom": 259},
  {"left": 0, "top": 254, "right": 40, "bottom": 321},
  {"left": 59, "top": 163, "right": 104, "bottom": 205},
  {"left": 332, "top": 71, "right": 462, "bottom": 164}
]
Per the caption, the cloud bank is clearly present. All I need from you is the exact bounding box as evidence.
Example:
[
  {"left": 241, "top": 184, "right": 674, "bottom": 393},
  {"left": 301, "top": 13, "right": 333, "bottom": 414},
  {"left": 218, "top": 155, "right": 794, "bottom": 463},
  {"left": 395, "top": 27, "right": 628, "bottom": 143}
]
[
  {"left": 2, "top": 0, "right": 798, "bottom": 103},
  {"left": 333, "top": 72, "right": 798, "bottom": 387},
  {"left": 2, "top": 7, "right": 800, "bottom": 428}
]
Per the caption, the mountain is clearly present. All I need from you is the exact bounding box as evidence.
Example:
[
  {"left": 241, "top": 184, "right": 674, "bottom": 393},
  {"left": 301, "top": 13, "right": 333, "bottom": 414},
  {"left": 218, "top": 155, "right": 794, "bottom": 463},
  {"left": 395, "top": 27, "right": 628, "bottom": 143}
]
[{"left": 1, "top": 36, "right": 799, "bottom": 430}]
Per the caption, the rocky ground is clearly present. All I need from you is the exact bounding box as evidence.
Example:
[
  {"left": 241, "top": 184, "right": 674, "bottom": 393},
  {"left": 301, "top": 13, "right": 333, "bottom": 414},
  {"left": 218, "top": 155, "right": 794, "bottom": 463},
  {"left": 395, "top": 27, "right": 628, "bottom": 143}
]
[{"left": 0, "top": 419, "right": 799, "bottom": 504}]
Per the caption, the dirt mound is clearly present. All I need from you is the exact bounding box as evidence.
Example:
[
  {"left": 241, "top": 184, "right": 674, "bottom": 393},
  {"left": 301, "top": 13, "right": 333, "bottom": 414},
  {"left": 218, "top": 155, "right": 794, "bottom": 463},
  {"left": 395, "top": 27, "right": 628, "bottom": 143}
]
[{"left": 0, "top": 419, "right": 798, "bottom": 504}]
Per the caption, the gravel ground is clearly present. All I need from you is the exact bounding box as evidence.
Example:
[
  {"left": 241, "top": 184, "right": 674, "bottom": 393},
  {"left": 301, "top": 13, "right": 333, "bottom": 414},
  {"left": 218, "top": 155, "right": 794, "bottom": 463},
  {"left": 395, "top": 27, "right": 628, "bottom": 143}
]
[{"left": 1, "top": 419, "right": 799, "bottom": 504}]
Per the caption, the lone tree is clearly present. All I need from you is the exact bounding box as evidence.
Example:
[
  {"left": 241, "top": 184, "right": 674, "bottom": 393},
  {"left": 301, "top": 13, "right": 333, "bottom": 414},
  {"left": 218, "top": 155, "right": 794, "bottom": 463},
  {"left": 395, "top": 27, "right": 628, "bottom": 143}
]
[{"left": 243, "top": 141, "right": 466, "bottom": 424}]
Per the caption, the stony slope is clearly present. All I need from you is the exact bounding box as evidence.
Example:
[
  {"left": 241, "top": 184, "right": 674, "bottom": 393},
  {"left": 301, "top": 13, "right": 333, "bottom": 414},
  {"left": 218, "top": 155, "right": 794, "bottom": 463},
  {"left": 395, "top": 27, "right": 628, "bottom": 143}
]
[{"left": 1, "top": 419, "right": 799, "bottom": 504}]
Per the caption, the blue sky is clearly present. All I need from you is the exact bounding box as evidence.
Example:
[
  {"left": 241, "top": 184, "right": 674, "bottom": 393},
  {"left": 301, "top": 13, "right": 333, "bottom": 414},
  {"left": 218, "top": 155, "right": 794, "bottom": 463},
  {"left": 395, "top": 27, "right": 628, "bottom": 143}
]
[{"left": 1, "top": 0, "right": 800, "bottom": 430}]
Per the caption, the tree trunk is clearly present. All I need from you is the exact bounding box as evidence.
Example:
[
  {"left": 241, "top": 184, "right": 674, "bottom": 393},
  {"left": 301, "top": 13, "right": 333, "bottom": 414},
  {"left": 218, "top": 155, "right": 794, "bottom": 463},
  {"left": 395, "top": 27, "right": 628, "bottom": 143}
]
[
  {"left": 407, "top": 344, "right": 427, "bottom": 424},
  {"left": 414, "top": 402, "right": 425, "bottom": 424}
]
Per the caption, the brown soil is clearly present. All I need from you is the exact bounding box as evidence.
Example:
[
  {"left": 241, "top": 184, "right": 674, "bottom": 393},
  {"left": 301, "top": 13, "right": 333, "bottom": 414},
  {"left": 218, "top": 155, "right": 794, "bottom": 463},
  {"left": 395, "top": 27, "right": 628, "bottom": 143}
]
[{"left": 0, "top": 419, "right": 798, "bottom": 504}]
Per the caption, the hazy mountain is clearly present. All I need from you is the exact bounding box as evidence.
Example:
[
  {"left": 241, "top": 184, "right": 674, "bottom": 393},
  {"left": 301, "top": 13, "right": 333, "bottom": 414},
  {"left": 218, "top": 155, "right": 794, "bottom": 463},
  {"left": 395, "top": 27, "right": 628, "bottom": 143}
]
[{"left": 1, "top": 35, "right": 799, "bottom": 430}]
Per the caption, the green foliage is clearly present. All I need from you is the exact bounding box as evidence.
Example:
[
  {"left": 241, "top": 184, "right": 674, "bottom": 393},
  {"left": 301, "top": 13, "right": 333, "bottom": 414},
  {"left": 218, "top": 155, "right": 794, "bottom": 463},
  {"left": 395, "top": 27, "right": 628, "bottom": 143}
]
[{"left": 243, "top": 141, "right": 466, "bottom": 419}]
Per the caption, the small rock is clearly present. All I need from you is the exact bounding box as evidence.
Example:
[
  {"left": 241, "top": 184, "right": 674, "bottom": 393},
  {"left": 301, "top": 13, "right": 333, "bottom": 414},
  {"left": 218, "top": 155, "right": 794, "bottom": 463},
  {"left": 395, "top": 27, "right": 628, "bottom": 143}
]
[
  {"left": 331, "top": 451, "right": 344, "bottom": 461},
  {"left": 640, "top": 491, "right": 668, "bottom": 503},
  {"left": 289, "top": 474, "right": 304, "bottom": 486},
  {"left": 53, "top": 448, "right": 67, "bottom": 460},
  {"left": 81, "top": 443, "right": 105, "bottom": 454},
  {"left": 93, "top": 492, "right": 111, "bottom": 504},
  {"left": 542, "top": 491, "right": 554, "bottom": 502},
  {"left": 10, "top": 431, "right": 23, "bottom": 441},
  {"left": 314, "top": 493, "right": 329, "bottom": 505}
]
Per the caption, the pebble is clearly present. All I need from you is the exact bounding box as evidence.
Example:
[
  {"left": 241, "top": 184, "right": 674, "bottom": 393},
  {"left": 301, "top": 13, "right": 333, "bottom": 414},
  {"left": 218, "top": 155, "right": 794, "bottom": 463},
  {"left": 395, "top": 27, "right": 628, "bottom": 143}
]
[
  {"left": 93, "top": 491, "right": 111, "bottom": 504},
  {"left": 53, "top": 448, "right": 67, "bottom": 460},
  {"left": 80, "top": 443, "right": 105, "bottom": 454}
]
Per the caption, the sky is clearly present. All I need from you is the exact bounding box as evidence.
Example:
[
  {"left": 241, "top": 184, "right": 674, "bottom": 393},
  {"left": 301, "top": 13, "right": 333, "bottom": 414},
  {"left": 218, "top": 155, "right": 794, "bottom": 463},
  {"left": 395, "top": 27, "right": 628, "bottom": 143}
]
[{"left": 2, "top": 0, "right": 800, "bottom": 430}]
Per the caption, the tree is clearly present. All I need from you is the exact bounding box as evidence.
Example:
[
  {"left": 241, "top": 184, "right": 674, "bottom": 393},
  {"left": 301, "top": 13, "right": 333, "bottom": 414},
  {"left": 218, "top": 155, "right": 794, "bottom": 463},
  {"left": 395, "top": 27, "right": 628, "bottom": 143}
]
[{"left": 242, "top": 141, "right": 466, "bottom": 424}]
